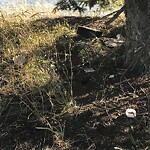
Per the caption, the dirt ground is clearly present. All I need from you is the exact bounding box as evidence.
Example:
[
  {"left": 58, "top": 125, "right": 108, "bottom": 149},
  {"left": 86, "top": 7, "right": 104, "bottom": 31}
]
[{"left": 0, "top": 16, "right": 149, "bottom": 150}]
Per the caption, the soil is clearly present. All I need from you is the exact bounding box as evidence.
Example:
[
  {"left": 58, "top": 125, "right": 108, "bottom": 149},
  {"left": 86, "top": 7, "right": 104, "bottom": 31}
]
[{"left": 0, "top": 16, "right": 149, "bottom": 150}]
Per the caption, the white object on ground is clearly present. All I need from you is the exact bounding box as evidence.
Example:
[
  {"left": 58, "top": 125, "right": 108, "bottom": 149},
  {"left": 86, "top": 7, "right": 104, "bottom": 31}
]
[
  {"left": 126, "top": 109, "right": 136, "bottom": 118},
  {"left": 114, "top": 146, "right": 123, "bottom": 150},
  {"left": 83, "top": 67, "right": 95, "bottom": 73},
  {"left": 109, "top": 74, "right": 115, "bottom": 79}
]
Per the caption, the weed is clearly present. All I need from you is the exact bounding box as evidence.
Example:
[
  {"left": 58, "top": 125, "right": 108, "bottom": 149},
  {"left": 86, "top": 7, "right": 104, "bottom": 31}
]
[
  {"left": 0, "top": 3, "right": 148, "bottom": 149},
  {"left": 0, "top": 6, "right": 76, "bottom": 148}
]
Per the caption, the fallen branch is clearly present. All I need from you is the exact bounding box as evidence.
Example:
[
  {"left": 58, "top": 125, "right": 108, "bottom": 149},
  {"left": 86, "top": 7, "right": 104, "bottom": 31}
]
[
  {"left": 104, "top": 5, "right": 125, "bottom": 26},
  {"left": 77, "top": 25, "right": 103, "bottom": 38}
]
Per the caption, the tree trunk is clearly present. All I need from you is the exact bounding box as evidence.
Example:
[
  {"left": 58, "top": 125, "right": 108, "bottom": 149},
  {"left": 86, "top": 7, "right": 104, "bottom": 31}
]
[{"left": 125, "top": 0, "right": 150, "bottom": 74}]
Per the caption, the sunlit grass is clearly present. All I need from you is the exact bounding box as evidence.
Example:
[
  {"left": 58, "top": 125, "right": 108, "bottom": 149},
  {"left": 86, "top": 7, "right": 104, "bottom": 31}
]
[
  {"left": 0, "top": 2, "right": 136, "bottom": 149},
  {"left": 1, "top": 22, "right": 74, "bottom": 92},
  {"left": 0, "top": 6, "right": 77, "bottom": 142}
]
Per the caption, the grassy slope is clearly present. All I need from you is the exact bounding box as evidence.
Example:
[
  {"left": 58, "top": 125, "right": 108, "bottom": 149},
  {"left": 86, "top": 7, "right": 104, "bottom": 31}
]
[{"left": 0, "top": 8, "right": 149, "bottom": 150}]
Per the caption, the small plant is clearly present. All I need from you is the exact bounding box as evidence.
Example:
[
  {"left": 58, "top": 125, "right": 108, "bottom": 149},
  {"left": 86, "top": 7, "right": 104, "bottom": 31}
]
[
  {"left": 0, "top": 6, "right": 76, "bottom": 149},
  {"left": 125, "top": 109, "right": 149, "bottom": 149},
  {"left": 0, "top": 2, "right": 148, "bottom": 149},
  {"left": 35, "top": 117, "right": 65, "bottom": 140}
]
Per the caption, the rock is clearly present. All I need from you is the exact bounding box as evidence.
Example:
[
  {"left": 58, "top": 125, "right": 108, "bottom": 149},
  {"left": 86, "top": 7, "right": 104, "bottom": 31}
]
[
  {"left": 13, "top": 54, "right": 26, "bottom": 65},
  {"left": 77, "top": 25, "right": 102, "bottom": 38},
  {"left": 102, "top": 38, "right": 124, "bottom": 48}
]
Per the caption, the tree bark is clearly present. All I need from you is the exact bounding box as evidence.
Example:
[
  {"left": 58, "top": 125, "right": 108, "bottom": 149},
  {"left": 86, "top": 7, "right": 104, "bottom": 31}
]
[{"left": 125, "top": 0, "right": 150, "bottom": 74}]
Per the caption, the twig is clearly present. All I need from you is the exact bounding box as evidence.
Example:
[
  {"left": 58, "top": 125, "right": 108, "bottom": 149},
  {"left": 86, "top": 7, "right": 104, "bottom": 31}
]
[{"left": 105, "top": 5, "right": 125, "bottom": 26}]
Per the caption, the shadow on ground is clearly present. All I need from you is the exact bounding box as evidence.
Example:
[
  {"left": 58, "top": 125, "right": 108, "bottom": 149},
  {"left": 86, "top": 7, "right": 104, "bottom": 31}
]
[{"left": 0, "top": 16, "right": 149, "bottom": 150}]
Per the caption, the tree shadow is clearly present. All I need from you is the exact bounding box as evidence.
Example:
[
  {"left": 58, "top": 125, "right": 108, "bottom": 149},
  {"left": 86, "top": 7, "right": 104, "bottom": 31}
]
[
  {"left": 0, "top": 16, "right": 148, "bottom": 149},
  {"left": 30, "top": 16, "right": 105, "bottom": 31}
]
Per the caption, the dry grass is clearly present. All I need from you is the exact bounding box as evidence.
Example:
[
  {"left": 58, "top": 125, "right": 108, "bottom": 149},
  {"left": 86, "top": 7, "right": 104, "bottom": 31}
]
[
  {"left": 0, "top": 2, "right": 149, "bottom": 150},
  {"left": 1, "top": 18, "right": 72, "bottom": 150},
  {"left": 0, "top": 3, "right": 77, "bottom": 93},
  {"left": 0, "top": 5, "right": 77, "bottom": 147}
]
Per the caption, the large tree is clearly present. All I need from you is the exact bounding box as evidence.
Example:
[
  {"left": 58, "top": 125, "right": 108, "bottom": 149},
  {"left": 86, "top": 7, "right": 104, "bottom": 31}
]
[
  {"left": 125, "top": 0, "right": 150, "bottom": 74},
  {"left": 54, "top": 0, "right": 150, "bottom": 74}
]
